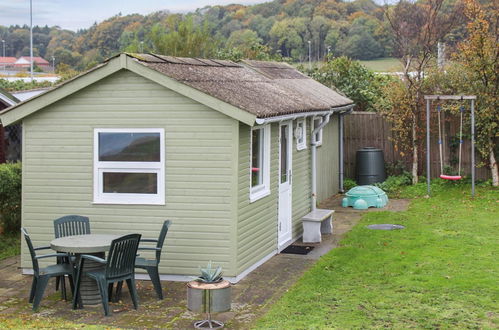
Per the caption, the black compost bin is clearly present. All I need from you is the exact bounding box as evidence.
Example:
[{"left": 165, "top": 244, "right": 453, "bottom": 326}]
[{"left": 356, "top": 147, "right": 386, "bottom": 185}]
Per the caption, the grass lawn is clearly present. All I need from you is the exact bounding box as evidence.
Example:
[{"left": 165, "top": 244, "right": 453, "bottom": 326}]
[
  {"left": 255, "top": 184, "right": 498, "bottom": 328},
  {"left": 359, "top": 57, "right": 403, "bottom": 72},
  {"left": 0, "top": 232, "right": 20, "bottom": 261},
  {"left": 0, "top": 315, "right": 106, "bottom": 329}
]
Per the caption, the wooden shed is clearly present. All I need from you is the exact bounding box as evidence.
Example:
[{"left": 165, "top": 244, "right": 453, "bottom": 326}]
[{"left": 0, "top": 53, "right": 353, "bottom": 282}]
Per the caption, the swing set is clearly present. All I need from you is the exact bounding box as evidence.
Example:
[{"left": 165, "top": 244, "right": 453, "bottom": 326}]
[{"left": 424, "top": 95, "right": 476, "bottom": 197}]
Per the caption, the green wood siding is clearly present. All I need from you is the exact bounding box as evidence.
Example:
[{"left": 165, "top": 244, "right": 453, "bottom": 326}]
[
  {"left": 291, "top": 119, "right": 312, "bottom": 239},
  {"left": 21, "top": 69, "right": 239, "bottom": 276},
  {"left": 236, "top": 123, "right": 279, "bottom": 273},
  {"left": 236, "top": 118, "right": 330, "bottom": 272},
  {"left": 317, "top": 116, "right": 340, "bottom": 202}
]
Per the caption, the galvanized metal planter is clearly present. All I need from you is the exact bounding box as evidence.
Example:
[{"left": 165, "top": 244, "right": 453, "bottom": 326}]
[{"left": 187, "top": 280, "right": 231, "bottom": 328}]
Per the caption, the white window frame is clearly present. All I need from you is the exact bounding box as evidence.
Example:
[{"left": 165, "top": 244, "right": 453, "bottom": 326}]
[
  {"left": 249, "top": 125, "right": 271, "bottom": 203},
  {"left": 312, "top": 116, "right": 323, "bottom": 146},
  {"left": 93, "top": 128, "right": 165, "bottom": 205},
  {"left": 295, "top": 118, "right": 307, "bottom": 150}
]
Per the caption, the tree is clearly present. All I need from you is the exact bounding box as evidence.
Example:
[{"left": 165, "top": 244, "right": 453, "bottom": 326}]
[
  {"left": 454, "top": 0, "right": 498, "bottom": 185},
  {"left": 269, "top": 18, "right": 307, "bottom": 58},
  {"left": 147, "top": 16, "right": 220, "bottom": 58},
  {"left": 309, "top": 56, "right": 393, "bottom": 112},
  {"left": 384, "top": 0, "right": 462, "bottom": 184}
]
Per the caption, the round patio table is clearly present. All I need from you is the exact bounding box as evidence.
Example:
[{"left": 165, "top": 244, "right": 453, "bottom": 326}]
[{"left": 50, "top": 234, "right": 121, "bottom": 306}]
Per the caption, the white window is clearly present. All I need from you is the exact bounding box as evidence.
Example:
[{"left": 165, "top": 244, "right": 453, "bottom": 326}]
[
  {"left": 295, "top": 118, "right": 307, "bottom": 150},
  {"left": 93, "top": 128, "right": 165, "bottom": 205},
  {"left": 312, "top": 116, "right": 323, "bottom": 146},
  {"left": 250, "top": 125, "right": 270, "bottom": 202}
]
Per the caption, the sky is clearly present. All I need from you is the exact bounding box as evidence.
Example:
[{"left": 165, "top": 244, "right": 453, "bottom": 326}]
[{"left": 0, "top": 0, "right": 271, "bottom": 31}]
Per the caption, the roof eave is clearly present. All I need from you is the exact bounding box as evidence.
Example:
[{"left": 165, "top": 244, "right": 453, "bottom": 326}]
[
  {"left": 0, "top": 59, "right": 122, "bottom": 126},
  {"left": 254, "top": 104, "right": 355, "bottom": 125},
  {"left": 0, "top": 54, "right": 257, "bottom": 127}
]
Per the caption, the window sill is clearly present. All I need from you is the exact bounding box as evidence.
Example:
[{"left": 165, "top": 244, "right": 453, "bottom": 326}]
[
  {"left": 249, "top": 188, "right": 271, "bottom": 203},
  {"left": 93, "top": 199, "right": 165, "bottom": 206}
]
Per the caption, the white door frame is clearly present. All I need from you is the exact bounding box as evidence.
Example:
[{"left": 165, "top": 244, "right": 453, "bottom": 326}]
[{"left": 278, "top": 121, "right": 293, "bottom": 250}]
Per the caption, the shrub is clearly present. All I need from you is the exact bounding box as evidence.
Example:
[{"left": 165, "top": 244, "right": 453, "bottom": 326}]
[
  {"left": 0, "top": 163, "right": 22, "bottom": 233},
  {"left": 374, "top": 172, "right": 412, "bottom": 194},
  {"left": 343, "top": 178, "right": 357, "bottom": 191}
]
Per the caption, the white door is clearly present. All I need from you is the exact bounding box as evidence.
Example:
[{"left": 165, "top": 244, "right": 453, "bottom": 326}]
[{"left": 278, "top": 121, "right": 293, "bottom": 249}]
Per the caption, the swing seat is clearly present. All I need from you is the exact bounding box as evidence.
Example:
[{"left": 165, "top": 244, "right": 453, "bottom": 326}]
[{"left": 440, "top": 174, "right": 462, "bottom": 180}]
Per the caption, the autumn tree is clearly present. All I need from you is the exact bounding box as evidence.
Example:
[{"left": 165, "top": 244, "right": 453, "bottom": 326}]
[
  {"left": 384, "top": 0, "right": 462, "bottom": 183},
  {"left": 454, "top": 0, "right": 498, "bottom": 185},
  {"left": 309, "top": 56, "right": 393, "bottom": 112}
]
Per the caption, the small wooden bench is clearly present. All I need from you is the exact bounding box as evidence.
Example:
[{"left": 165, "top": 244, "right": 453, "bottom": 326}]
[{"left": 302, "top": 209, "right": 335, "bottom": 243}]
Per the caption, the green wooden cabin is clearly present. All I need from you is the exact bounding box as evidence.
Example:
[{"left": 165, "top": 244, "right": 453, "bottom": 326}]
[{"left": 0, "top": 53, "right": 353, "bottom": 282}]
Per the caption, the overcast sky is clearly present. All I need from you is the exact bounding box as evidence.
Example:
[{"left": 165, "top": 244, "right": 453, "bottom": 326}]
[{"left": 1, "top": 0, "right": 271, "bottom": 31}]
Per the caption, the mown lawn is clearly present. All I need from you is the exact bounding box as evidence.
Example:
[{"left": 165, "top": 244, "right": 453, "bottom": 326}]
[
  {"left": 0, "top": 232, "right": 20, "bottom": 261},
  {"left": 255, "top": 184, "right": 498, "bottom": 328},
  {"left": 359, "top": 57, "right": 403, "bottom": 72},
  {"left": 0, "top": 315, "right": 106, "bottom": 329}
]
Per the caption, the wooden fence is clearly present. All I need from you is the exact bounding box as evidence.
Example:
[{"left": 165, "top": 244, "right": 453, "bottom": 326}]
[{"left": 343, "top": 111, "right": 490, "bottom": 180}]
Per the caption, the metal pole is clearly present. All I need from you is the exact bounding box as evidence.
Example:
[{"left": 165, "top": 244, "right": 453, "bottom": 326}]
[
  {"left": 339, "top": 113, "right": 344, "bottom": 193},
  {"left": 1, "top": 40, "right": 4, "bottom": 72},
  {"left": 426, "top": 98, "right": 431, "bottom": 196},
  {"left": 471, "top": 99, "right": 475, "bottom": 197},
  {"left": 308, "top": 40, "right": 311, "bottom": 70},
  {"left": 30, "top": 0, "right": 34, "bottom": 81}
]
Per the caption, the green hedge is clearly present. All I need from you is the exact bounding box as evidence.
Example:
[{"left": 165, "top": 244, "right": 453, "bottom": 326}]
[{"left": 0, "top": 163, "right": 22, "bottom": 233}]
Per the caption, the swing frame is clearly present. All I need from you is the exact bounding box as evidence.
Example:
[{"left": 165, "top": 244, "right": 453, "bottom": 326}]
[{"left": 424, "top": 95, "right": 476, "bottom": 197}]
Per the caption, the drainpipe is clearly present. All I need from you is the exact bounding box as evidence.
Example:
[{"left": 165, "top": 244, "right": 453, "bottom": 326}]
[
  {"left": 311, "top": 113, "right": 330, "bottom": 211},
  {"left": 339, "top": 113, "right": 345, "bottom": 193}
]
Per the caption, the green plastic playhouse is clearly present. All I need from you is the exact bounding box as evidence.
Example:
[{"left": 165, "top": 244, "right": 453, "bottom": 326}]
[{"left": 342, "top": 185, "right": 388, "bottom": 210}]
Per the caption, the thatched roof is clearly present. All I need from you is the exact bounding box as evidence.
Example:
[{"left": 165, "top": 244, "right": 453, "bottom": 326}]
[{"left": 129, "top": 54, "right": 353, "bottom": 118}]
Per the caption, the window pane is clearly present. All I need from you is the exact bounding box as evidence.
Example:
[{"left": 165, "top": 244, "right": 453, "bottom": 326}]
[
  {"left": 251, "top": 129, "right": 263, "bottom": 187},
  {"left": 103, "top": 172, "right": 157, "bottom": 194},
  {"left": 99, "top": 132, "right": 160, "bottom": 162},
  {"left": 280, "top": 125, "right": 288, "bottom": 183}
]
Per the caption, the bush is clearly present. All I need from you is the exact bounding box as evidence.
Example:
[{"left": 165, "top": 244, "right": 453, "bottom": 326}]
[
  {"left": 343, "top": 178, "right": 357, "bottom": 191},
  {"left": 374, "top": 172, "right": 412, "bottom": 194},
  {"left": 0, "top": 163, "right": 22, "bottom": 233}
]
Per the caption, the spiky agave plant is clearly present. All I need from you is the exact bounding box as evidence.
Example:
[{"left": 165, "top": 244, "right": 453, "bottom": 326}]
[{"left": 195, "top": 261, "right": 223, "bottom": 283}]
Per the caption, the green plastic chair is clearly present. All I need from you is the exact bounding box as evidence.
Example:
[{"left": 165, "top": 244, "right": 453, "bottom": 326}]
[
  {"left": 72, "top": 234, "right": 141, "bottom": 316},
  {"left": 53, "top": 215, "right": 91, "bottom": 299},
  {"left": 22, "top": 228, "right": 75, "bottom": 311},
  {"left": 54, "top": 215, "right": 91, "bottom": 238},
  {"left": 116, "top": 220, "right": 171, "bottom": 300}
]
